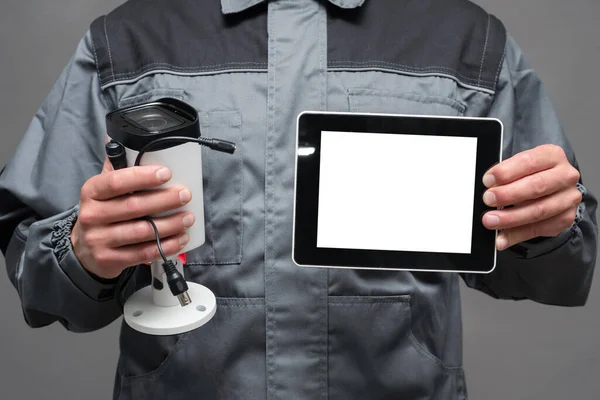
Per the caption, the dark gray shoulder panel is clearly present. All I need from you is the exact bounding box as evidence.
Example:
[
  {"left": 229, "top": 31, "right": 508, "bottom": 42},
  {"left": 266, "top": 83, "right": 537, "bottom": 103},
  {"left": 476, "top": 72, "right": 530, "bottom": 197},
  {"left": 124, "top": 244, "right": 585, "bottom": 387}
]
[
  {"left": 90, "top": 0, "right": 268, "bottom": 88},
  {"left": 327, "top": 0, "right": 507, "bottom": 92}
]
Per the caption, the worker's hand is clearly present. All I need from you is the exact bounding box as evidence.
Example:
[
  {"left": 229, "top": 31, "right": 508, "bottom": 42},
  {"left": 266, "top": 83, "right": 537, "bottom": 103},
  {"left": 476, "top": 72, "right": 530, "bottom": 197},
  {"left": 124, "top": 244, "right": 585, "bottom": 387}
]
[
  {"left": 481, "top": 144, "right": 582, "bottom": 251},
  {"left": 70, "top": 155, "right": 194, "bottom": 279}
]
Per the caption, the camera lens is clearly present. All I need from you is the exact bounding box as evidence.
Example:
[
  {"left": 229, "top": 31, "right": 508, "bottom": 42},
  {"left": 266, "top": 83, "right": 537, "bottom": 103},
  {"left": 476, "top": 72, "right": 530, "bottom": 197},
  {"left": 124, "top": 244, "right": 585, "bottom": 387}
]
[
  {"left": 136, "top": 112, "right": 169, "bottom": 130},
  {"left": 124, "top": 106, "right": 184, "bottom": 132}
]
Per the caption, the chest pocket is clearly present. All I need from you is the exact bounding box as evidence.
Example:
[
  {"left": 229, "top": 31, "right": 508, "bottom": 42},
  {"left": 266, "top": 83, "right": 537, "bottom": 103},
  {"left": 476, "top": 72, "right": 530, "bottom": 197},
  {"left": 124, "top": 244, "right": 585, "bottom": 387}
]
[
  {"left": 118, "top": 88, "right": 243, "bottom": 266},
  {"left": 348, "top": 87, "right": 466, "bottom": 116}
]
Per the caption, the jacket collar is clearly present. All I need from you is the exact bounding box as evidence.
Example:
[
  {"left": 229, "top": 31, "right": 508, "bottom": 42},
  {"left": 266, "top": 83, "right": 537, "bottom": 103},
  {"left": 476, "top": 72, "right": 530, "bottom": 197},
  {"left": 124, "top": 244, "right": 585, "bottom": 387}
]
[{"left": 221, "top": 0, "right": 366, "bottom": 14}]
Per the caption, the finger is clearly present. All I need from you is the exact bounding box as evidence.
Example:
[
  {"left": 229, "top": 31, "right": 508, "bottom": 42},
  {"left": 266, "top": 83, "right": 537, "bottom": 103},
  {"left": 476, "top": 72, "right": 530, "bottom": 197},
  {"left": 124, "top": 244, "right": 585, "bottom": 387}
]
[
  {"left": 109, "top": 233, "right": 190, "bottom": 267},
  {"left": 82, "top": 165, "right": 172, "bottom": 201},
  {"left": 495, "top": 208, "right": 577, "bottom": 251},
  {"left": 84, "top": 186, "right": 192, "bottom": 225},
  {"left": 483, "top": 144, "right": 565, "bottom": 187},
  {"left": 106, "top": 212, "right": 195, "bottom": 247},
  {"left": 482, "top": 186, "right": 582, "bottom": 230},
  {"left": 102, "top": 135, "right": 113, "bottom": 173},
  {"left": 483, "top": 165, "right": 575, "bottom": 207},
  {"left": 102, "top": 155, "right": 114, "bottom": 174}
]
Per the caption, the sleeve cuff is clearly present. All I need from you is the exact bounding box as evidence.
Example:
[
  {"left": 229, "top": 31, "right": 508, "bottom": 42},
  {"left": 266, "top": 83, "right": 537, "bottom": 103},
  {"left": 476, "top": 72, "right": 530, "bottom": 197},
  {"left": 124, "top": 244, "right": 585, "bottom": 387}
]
[
  {"left": 50, "top": 208, "right": 118, "bottom": 301},
  {"left": 509, "top": 183, "right": 587, "bottom": 259}
]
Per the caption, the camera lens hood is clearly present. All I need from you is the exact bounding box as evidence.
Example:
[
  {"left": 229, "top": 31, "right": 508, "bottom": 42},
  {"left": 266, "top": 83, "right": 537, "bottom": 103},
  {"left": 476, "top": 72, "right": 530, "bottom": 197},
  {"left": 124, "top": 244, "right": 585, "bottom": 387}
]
[{"left": 106, "top": 97, "right": 201, "bottom": 152}]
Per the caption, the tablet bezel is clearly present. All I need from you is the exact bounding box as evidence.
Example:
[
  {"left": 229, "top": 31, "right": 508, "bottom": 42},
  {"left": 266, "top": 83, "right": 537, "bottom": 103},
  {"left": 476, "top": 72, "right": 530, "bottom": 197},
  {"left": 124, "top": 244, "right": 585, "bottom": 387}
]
[{"left": 292, "top": 111, "right": 503, "bottom": 274}]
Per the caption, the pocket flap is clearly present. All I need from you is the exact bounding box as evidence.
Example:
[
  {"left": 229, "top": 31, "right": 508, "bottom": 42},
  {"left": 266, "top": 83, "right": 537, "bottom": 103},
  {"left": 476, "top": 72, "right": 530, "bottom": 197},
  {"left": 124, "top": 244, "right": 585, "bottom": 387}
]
[
  {"left": 118, "top": 88, "right": 185, "bottom": 108},
  {"left": 349, "top": 87, "right": 466, "bottom": 116}
]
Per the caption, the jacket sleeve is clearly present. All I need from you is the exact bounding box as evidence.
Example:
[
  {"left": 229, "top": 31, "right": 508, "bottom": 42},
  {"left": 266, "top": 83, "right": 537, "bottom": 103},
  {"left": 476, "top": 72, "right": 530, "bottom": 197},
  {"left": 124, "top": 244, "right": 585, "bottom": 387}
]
[
  {"left": 0, "top": 30, "right": 123, "bottom": 332},
  {"left": 462, "top": 34, "right": 598, "bottom": 307}
]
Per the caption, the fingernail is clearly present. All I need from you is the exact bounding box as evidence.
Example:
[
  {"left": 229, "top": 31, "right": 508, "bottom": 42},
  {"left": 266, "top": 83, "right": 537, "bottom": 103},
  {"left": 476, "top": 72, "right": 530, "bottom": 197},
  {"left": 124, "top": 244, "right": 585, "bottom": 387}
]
[
  {"left": 485, "top": 214, "right": 500, "bottom": 228},
  {"left": 183, "top": 213, "right": 195, "bottom": 228},
  {"left": 179, "top": 189, "right": 192, "bottom": 203},
  {"left": 483, "top": 174, "right": 496, "bottom": 188},
  {"left": 179, "top": 233, "right": 190, "bottom": 246},
  {"left": 483, "top": 191, "right": 496, "bottom": 206},
  {"left": 156, "top": 168, "right": 171, "bottom": 182},
  {"left": 496, "top": 234, "right": 508, "bottom": 251}
]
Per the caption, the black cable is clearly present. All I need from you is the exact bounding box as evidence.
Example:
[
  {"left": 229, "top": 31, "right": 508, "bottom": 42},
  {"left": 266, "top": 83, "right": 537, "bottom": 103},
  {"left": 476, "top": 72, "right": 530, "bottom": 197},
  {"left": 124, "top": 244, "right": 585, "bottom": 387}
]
[
  {"left": 134, "top": 136, "right": 236, "bottom": 166},
  {"left": 116, "top": 211, "right": 187, "bottom": 308},
  {"left": 142, "top": 216, "right": 168, "bottom": 263},
  {"left": 114, "top": 217, "right": 167, "bottom": 309},
  {"left": 142, "top": 215, "right": 190, "bottom": 306}
]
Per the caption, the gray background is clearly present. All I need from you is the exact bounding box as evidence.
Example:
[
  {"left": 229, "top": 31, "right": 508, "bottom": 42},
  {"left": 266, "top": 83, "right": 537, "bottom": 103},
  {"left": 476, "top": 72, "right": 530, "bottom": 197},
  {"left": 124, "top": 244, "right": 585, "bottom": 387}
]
[{"left": 1, "top": 0, "right": 598, "bottom": 398}]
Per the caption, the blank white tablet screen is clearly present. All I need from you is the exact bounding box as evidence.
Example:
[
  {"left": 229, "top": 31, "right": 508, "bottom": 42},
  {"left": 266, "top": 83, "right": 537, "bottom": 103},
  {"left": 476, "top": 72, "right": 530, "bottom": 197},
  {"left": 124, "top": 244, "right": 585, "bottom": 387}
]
[{"left": 317, "top": 130, "right": 478, "bottom": 254}]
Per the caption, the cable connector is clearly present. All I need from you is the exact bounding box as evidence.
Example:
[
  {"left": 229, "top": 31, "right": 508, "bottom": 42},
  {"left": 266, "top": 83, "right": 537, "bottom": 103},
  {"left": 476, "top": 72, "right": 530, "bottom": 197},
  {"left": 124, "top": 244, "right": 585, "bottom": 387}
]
[
  {"left": 162, "top": 260, "right": 191, "bottom": 307},
  {"left": 198, "top": 137, "right": 237, "bottom": 154}
]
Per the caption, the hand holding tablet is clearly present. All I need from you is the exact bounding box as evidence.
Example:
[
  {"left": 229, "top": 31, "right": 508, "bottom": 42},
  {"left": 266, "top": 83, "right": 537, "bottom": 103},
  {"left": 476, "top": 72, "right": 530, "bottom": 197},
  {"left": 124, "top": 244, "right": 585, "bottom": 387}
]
[
  {"left": 292, "top": 111, "right": 503, "bottom": 274},
  {"left": 480, "top": 144, "right": 582, "bottom": 250}
]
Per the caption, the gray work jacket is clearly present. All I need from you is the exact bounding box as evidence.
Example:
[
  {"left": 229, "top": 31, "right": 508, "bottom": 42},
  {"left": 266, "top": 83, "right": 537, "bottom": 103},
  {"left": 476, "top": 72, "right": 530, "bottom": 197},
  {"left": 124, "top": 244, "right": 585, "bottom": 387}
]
[{"left": 1, "top": 0, "right": 597, "bottom": 399}]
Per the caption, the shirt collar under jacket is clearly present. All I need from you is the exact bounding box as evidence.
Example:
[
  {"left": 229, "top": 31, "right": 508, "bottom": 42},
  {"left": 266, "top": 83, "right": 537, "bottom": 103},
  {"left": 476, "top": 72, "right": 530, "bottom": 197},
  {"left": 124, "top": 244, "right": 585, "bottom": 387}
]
[{"left": 220, "top": 0, "right": 366, "bottom": 14}]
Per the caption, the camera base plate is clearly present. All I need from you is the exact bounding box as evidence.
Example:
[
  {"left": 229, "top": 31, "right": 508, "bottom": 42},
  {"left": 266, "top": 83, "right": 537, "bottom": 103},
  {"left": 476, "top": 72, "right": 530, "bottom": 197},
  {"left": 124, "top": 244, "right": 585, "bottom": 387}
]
[{"left": 124, "top": 282, "right": 217, "bottom": 335}]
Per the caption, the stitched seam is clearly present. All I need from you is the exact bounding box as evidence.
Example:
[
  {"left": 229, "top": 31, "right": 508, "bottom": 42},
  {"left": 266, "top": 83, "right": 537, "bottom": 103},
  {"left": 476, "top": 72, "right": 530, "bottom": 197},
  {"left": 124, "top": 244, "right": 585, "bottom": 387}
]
[
  {"left": 186, "top": 260, "right": 240, "bottom": 266},
  {"left": 103, "top": 16, "right": 115, "bottom": 82},
  {"left": 100, "top": 69, "right": 268, "bottom": 90},
  {"left": 479, "top": 14, "right": 491, "bottom": 87},
  {"left": 317, "top": 7, "right": 327, "bottom": 400},
  {"left": 494, "top": 37, "right": 508, "bottom": 90},
  {"left": 328, "top": 295, "right": 410, "bottom": 305},
  {"left": 90, "top": 31, "right": 101, "bottom": 78},
  {"left": 408, "top": 333, "right": 462, "bottom": 372},
  {"left": 217, "top": 297, "right": 265, "bottom": 304},
  {"left": 329, "top": 61, "right": 492, "bottom": 83},
  {"left": 351, "top": 96, "right": 465, "bottom": 115},
  {"left": 192, "top": 113, "right": 243, "bottom": 265},
  {"left": 329, "top": 300, "right": 410, "bottom": 305},
  {"left": 403, "top": 300, "right": 461, "bottom": 373},
  {"left": 124, "top": 332, "right": 193, "bottom": 382},
  {"left": 329, "top": 60, "right": 494, "bottom": 86},
  {"left": 328, "top": 302, "right": 411, "bottom": 305},
  {"left": 265, "top": 4, "right": 277, "bottom": 398},
  {"left": 119, "top": 89, "right": 184, "bottom": 107},
  {"left": 319, "top": 7, "right": 326, "bottom": 112},
  {"left": 330, "top": 67, "right": 495, "bottom": 95},
  {"left": 348, "top": 89, "right": 467, "bottom": 113},
  {"left": 203, "top": 146, "right": 217, "bottom": 264},
  {"left": 89, "top": 30, "right": 113, "bottom": 107},
  {"left": 208, "top": 304, "right": 264, "bottom": 308},
  {"left": 237, "top": 121, "right": 244, "bottom": 263},
  {"left": 100, "top": 62, "right": 268, "bottom": 80},
  {"left": 507, "top": 39, "right": 518, "bottom": 167}
]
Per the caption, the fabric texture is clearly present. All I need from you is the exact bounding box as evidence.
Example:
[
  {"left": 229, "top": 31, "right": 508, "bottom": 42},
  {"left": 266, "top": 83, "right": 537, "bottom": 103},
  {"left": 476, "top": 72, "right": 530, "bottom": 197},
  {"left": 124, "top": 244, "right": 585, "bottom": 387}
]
[{"left": 0, "top": 0, "right": 597, "bottom": 399}]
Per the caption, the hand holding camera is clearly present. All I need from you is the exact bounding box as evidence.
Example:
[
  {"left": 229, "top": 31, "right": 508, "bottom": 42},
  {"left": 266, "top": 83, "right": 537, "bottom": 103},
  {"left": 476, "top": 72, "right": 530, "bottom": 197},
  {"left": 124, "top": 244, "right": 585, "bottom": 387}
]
[
  {"left": 71, "top": 160, "right": 194, "bottom": 280},
  {"left": 71, "top": 97, "right": 234, "bottom": 314}
]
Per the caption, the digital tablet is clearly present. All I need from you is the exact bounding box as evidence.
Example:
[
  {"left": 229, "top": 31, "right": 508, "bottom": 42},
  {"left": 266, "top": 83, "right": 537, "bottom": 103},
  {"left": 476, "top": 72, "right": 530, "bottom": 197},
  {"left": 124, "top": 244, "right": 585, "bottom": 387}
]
[{"left": 292, "top": 111, "right": 503, "bottom": 274}]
